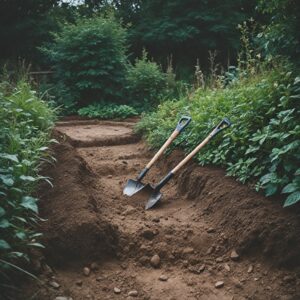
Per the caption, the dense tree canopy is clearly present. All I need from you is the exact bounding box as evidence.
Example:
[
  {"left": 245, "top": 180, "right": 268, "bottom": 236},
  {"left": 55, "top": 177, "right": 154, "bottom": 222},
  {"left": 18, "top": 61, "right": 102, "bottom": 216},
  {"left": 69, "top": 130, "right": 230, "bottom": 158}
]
[{"left": 119, "top": 0, "right": 257, "bottom": 69}]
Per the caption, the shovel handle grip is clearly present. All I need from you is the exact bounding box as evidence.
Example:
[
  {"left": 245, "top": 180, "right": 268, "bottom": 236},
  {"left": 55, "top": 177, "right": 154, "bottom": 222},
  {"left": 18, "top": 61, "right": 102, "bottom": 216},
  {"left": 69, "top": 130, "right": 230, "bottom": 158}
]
[
  {"left": 144, "top": 116, "right": 192, "bottom": 171},
  {"left": 171, "top": 118, "right": 231, "bottom": 175},
  {"left": 176, "top": 116, "right": 192, "bottom": 133}
]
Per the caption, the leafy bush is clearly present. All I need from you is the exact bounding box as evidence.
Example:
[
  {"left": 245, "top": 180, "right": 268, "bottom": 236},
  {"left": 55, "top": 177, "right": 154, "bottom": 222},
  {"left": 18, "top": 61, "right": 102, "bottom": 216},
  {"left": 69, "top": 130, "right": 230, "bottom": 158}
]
[
  {"left": 125, "top": 51, "right": 167, "bottom": 111},
  {"left": 41, "top": 15, "right": 127, "bottom": 109},
  {"left": 78, "top": 102, "right": 138, "bottom": 119},
  {"left": 136, "top": 64, "right": 300, "bottom": 207},
  {"left": 257, "top": 0, "right": 300, "bottom": 62},
  {"left": 0, "top": 79, "right": 55, "bottom": 290}
]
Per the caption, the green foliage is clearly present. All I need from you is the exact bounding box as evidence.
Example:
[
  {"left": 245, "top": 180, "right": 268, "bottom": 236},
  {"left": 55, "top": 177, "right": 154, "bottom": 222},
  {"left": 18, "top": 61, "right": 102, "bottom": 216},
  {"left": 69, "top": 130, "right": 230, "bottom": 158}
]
[
  {"left": 41, "top": 15, "right": 127, "bottom": 109},
  {"left": 78, "top": 102, "right": 138, "bottom": 119},
  {"left": 126, "top": 51, "right": 167, "bottom": 110},
  {"left": 114, "top": 0, "right": 257, "bottom": 71},
  {"left": 257, "top": 0, "right": 300, "bottom": 62},
  {"left": 0, "top": 0, "right": 62, "bottom": 64},
  {"left": 136, "top": 64, "right": 300, "bottom": 206},
  {"left": 0, "top": 78, "right": 55, "bottom": 290}
]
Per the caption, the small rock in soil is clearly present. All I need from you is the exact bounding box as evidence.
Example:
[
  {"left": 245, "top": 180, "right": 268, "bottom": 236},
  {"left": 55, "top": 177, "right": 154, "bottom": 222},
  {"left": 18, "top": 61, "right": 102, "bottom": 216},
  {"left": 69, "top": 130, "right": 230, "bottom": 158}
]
[
  {"left": 233, "top": 279, "right": 243, "bottom": 289},
  {"left": 159, "top": 275, "right": 169, "bottom": 281},
  {"left": 75, "top": 280, "right": 83, "bottom": 286},
  {"left": 188, "top": 265, "right": 205, "bottom": 275},
  {"left": 54, "top": 297, "right": 73, "bottom": 300},
  {"left": 216, "top": 257, "right": 223, "bottom": 263},
  {"left": 49, "top": 281, "right": 60, "bottom": 289},
  {"left": 150, "top": 254, "right": 161, "bottom": 268},
  {"left": 199, "top": 264, "right": 205, "bottom": 272},
  {"left": 182, "top": 260, "right": 189, "bottom": 268},
  {"left": 152, "top": 217, "right": 160, "bottom": 223},
  {"left": 123, "top": 206, "right": 136, "bottom": 216},
  {"left": 224, "top": 263, "right": 231, "bottom": 272},
  {"left": 215, "top": 281, "right": 224, "bottom": 288},
  {"left": 114, "top": 287, "right": 121, "bottom": 294},
  {"left": 128, "top": 290, "right": 138, "bottom": 297},
  {"left": 83, "top": 267, "right": 91, "bottom": 276},
  {"left": 107, "top": 175, "right": 113, "bottom": 178},
  {"left": 247, "top": 265, "right": 253, "bottom": 273},
  {"left": 139, "top": 256, "right": 150, "bottom": 266},
  {"left": 141, "top": 229, "right": 155, "bottom": 240},
  {"left": 207, "top": 227, "right": 215, "bottom": 233},
  {"left": 90, "top": 262, "right": 99, "bottom": 271},
  {"left": 230, "top": 249, "right": 239, "bottom": 261},
  {"left": 206, "top": 246, "right": 214, "bottom": 255},
  {"left": 283, "top": 275, "right": 295, "bottom": 283},
  {"left": 182, "top": 247, "right": 194, "bottom": 255}
]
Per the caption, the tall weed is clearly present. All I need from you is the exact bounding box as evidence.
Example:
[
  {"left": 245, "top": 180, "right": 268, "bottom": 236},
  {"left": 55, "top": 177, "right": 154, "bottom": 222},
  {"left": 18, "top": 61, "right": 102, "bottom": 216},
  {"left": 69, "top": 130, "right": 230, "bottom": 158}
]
[
  {"left": 0, "top": 78, "right": 55, "bottom": 294},
  {"left": 136, "top": 64, "right": 300, "bottom": 206}
]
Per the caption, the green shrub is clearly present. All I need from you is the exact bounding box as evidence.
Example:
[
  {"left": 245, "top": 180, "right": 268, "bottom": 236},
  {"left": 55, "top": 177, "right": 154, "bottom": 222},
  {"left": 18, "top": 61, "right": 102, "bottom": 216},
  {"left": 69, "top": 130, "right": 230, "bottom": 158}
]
[
  {"left": 41, "top": 15, "right": 127, "bottom": 109},
  {"left": 126, "top": 51, "right": 167, "bottom": 111},
  {"left": 136, "top": 64, "right": 300, "bottom": 207},
  {"left": 78, "top": 102, "right": 138, "bottom": 119},
  {"left": 0, "top": 79, "right": 55, "bottom": 291}
]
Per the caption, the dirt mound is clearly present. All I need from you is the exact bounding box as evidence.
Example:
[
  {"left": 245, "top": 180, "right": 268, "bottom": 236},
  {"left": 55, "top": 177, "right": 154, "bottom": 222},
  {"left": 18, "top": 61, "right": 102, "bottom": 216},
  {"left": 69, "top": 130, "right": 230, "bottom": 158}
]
[
  {"left": 21, "top": 121, "right": 300, "bottom": 300},
  {"left": 38, "top": 130, "right": 119, "bottom": 264},
  {"left": 164, "top": 151, "right": 300, "bottom": 268}
]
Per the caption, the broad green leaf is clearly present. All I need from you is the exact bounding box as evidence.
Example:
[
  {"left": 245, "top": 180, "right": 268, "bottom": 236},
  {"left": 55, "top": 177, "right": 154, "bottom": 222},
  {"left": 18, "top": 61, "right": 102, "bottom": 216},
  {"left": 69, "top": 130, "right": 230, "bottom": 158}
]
[
  {"left": 284, "top": 191, "right": 300, "bottom": 207},
  {"left": 27, "top": 242, "right": 45, "bottom": 249},
  {"left": 0, "top": 207, "right": 5, "bottom": 217},
  {"left": 38, "top": 146, "right": 48, "bottom": 151},
  {"left": 20, "top": 196, "right": 38, "bottom": 213},
  {"left": 0, "top": 153, "right": 19, "bottom": 163},
  {"left": 0, "top": 175, "right": 14, "bottom": 186},
  {"left": 265, "top": 184, "right": 277, "bottom": 196},
  {"left": 16, "top": 231, "right": 26, "bottom": 240},
  {"left": 282, "top": 183, "right": 298, "bottom": 194},
  {"left": 20, "top": 175, "right": 36, "bottom": 182},
  {"left": 0, "top": 239, "right": 11, "bottom": 250},
  {"left": 0, "top": 219, "right": 10, "bottom": 228}
]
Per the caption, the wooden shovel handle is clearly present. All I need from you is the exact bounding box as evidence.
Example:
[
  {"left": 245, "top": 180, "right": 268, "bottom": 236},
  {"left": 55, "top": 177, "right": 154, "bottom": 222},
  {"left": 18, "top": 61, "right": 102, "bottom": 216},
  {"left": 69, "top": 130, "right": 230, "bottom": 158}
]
[
  {"left": 171, "top": 118, "right": 231, "bottom": 174},
  {"left": 146, "top": 129, "right": 179, "bottom": 169},
  {"left": 171, "top": 133, "right": 211, "bottom": 174},
  {"left": 145, "top": 116, "right": 191, "bottom": 169}
]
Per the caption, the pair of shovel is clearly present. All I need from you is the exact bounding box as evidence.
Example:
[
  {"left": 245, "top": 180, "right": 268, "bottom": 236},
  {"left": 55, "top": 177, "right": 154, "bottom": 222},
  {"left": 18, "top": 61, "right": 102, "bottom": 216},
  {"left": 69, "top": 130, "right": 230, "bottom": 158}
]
[
  {"left": 123, "top": 116, "right": 192, "bottom": 197},
  {"left": 125, "top": 118, "right": 231, "bottom": 209}
]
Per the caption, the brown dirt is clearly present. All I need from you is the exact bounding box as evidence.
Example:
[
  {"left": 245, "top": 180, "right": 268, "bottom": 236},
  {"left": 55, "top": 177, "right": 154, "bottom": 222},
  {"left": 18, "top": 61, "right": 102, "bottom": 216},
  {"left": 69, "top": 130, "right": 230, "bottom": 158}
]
[{"left": 19, "top": 120, "right": 300, "bottom": 300}]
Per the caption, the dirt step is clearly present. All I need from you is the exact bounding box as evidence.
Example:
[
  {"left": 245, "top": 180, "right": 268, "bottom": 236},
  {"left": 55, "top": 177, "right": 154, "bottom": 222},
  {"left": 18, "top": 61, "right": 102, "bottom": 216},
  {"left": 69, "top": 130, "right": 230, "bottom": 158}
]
[
  {"left": 56, "top": 124, "right": 140, "bottom": 147},
  {"left": 77, "top": 143, "right": 150, "bottom": 162},
  {"left": 56, "top": 119, "right": 137, "bottom": 128}
]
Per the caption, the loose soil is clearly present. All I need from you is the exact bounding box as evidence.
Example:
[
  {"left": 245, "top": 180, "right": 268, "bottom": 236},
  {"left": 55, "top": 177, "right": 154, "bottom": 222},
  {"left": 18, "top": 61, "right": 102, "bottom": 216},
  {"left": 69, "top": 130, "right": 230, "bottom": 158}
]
[{"left": 19, "top": 119, "right": 300, "bottom": 300}]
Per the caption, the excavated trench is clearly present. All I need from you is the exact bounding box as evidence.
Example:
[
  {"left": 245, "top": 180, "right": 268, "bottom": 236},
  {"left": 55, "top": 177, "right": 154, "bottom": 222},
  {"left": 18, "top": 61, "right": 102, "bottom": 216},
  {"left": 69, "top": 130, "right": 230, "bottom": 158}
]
[{"left": 20, "top": 119, "right": 300, "bottom": 300}]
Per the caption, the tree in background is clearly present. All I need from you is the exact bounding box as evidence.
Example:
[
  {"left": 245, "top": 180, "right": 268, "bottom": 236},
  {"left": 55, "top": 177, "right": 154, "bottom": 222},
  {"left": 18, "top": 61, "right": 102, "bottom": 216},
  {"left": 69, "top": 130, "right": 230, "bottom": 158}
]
[
  {"left": 0, "top": 0, "right": 63, "bottom": 65},
  {"left": 41, "top": 15, "right": 127, "bottom": 110},
  {"left": 111, "top": 0, "right": 257, "bottom": 76},
  {"left": 257, "top": 0, "right": 300, "bottom": 63}
]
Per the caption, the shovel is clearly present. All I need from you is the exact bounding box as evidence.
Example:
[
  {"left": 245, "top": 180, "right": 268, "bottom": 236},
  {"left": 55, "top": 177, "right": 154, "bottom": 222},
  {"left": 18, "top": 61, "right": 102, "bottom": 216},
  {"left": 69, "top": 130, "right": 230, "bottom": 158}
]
[
  {"left": 123, "top": 116, "right": 192, "bottom": 196},
  {"left": 140, "top": 118, "right": 231, "bottom": 209}
]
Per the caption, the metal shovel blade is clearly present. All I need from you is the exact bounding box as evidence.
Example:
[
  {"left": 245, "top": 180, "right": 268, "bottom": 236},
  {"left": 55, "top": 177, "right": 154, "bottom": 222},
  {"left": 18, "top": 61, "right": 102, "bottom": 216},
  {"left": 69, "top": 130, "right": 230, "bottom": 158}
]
[
  {"left": 127, "top": 183, "right": 162, "bottom": 209},
  {"left": 123, "top": 179, "right": 145, "bottom": 196},
  {"left": 145, "top": 190, "right": 162, "bottom": 210}
]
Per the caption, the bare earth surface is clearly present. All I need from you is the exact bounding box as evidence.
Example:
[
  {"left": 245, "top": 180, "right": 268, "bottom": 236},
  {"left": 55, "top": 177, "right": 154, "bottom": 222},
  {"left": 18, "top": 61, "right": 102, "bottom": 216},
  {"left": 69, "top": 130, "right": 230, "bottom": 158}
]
[{"left": 20, "top": 119, "right": 300, "bottom": 300}]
